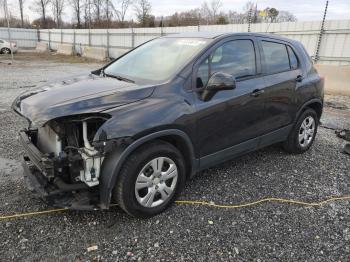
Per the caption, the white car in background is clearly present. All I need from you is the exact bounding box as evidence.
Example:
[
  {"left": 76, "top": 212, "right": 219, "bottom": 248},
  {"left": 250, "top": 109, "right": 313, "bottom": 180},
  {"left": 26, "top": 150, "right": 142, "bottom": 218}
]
[{"left": 0, "top": 39, "right": 18, "bottom": 54}]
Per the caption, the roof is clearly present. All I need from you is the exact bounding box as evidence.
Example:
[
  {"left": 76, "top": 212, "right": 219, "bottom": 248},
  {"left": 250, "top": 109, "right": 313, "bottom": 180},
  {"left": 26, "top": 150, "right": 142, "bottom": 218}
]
[
  {"left": 164, "top": 32, "right": 228, "bottom": 39},
  {"left": 164, "top": 32, "right": 297, "bottom": 44}
]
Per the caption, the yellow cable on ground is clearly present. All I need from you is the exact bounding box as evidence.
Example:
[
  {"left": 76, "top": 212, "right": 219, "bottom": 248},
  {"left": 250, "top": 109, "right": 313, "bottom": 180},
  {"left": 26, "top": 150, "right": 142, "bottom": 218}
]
[
  {"left": 175, "top": 196, "right": 350, "bottom": 208},
  {"left": 1, "top": 196, "right": 350, "bottom": 221},
  {"left": 0, "top": 208, "right": 67, "bottom": 220}
]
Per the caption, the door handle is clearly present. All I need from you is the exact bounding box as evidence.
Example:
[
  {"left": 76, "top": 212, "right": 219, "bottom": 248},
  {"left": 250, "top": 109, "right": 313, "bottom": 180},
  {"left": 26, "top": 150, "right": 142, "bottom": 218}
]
[
  {"left": 250, "top": 89, "right": 265, "bottom": 97},
  {"left": 296, "top": 75, "right": 303, "bottom": 82}
]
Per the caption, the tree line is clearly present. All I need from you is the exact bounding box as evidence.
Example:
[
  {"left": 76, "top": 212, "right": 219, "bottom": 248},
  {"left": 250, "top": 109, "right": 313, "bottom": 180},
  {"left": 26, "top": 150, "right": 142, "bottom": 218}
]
[{"left": 1, "top": 0, "right": 297, "bottom": 29}]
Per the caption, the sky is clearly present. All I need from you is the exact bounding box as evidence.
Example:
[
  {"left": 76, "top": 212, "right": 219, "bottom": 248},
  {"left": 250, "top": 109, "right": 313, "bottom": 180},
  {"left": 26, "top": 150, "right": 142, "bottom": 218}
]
[{"left": 5, "top": 0, "right": 350, "bottom": 23}]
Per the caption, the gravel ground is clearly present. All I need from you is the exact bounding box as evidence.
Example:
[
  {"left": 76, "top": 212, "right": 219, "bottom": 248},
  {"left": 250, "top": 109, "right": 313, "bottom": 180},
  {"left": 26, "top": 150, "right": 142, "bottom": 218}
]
[{"left": 1, "top": 53, "right": 350, "bottom": 261}]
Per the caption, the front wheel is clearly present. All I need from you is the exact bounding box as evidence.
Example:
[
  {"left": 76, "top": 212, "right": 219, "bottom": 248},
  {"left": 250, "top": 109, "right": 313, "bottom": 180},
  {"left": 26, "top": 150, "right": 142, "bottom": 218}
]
[
  {"left": 1, "top": 48, "right": 11, "bottom": 54},
  {"left": 283, "top": 108, "right": 319, "bottom": 154},
  {"left": 113, "top": 140, "right": 186, "bottom": 218}
]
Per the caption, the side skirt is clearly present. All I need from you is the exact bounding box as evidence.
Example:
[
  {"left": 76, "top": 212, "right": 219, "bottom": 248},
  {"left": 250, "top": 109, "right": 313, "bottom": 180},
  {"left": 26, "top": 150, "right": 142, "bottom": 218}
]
[{"left": 198, "top": 124, "right": 293, "bottom": 172}]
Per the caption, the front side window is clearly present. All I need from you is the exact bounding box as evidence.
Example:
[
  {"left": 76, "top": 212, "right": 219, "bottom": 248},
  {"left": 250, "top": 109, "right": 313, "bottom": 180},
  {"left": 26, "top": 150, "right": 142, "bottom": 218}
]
[
  {"left": 196, "top": 40, "right": 256, "bottom": 88},
  {"left": 261, "top": 41, "right": 290, "bottom": 74},
  {"left": 104, "top": 38, "right": 210, "bottom": 83}
]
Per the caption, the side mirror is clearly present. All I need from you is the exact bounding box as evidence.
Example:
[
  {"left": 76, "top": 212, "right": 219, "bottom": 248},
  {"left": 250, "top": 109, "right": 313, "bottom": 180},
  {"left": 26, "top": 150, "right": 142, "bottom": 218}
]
[
  {"left": 206, "top": 72, "right": 236, "bottom": 91},
  {"left": 200, "top": 72, "right": 236, "bottom": 101}
]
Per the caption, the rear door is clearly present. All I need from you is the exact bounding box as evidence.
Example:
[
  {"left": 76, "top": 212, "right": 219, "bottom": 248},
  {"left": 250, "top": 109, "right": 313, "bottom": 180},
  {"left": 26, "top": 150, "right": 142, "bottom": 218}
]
[{"left": 258, "top": 38, "right": 303, "bottom": 133}]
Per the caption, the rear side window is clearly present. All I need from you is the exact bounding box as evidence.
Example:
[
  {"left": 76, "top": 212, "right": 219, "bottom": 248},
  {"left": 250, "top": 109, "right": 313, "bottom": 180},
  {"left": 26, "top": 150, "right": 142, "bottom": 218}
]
[
  {"left": 261, "top": 41, "right": 290, "bottom": 74},
  {"left": 196, "top": 40, "right": 256, "bottom": 88},
  {"left": 0, "top": 40, "right": 3, "bottom": 43},
  {"left": 287, "top": 46, "right": 298, "bottom": 70}
]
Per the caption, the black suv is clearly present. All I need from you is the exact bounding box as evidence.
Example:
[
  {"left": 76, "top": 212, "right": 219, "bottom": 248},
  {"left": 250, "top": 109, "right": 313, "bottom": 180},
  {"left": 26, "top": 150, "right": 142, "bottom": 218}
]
[{"left": 13, "top": 32, "right": 324, "bottom": 217}]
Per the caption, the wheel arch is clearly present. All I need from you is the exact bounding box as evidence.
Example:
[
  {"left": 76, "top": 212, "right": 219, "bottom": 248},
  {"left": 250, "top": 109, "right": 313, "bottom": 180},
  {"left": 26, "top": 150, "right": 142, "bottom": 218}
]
[
  {"left": 99, "top": 129, "right": 198, "bottom": 209},
  {"left": 295, "top": 98, "right": 323, "bottom": 122}
]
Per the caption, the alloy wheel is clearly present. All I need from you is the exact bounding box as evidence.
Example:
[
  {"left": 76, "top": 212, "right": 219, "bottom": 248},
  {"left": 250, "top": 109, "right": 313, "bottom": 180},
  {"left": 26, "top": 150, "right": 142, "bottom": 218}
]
[
  {"left": 135, "top": 157, "right": 178, "bottom": 208},
  {"left": 298, "top": 116, "right": 315, "bottom": 148}
]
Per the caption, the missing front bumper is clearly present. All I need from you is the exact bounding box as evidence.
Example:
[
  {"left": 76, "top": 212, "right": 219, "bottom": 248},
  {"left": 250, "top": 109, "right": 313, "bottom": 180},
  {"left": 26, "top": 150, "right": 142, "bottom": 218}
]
[
  {"left": 19, "top": 130, "right": 100, "bottom": 211},
  {"left": 21, "top": 155, "right": 100, "bottom": 210}
]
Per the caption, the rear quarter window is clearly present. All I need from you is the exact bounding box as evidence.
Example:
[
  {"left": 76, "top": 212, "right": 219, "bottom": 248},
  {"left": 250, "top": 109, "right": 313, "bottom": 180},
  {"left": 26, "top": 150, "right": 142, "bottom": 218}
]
[{"left": 287, "top": 46, "right": 298, "bottom": 70}]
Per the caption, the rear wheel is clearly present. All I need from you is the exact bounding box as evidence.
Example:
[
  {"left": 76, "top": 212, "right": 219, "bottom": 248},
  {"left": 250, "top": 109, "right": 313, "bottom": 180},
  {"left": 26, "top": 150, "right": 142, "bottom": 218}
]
[
  {"left": 113, "top": 140, "right": 186, "bottom": 218},
  {"left": 283, "top": 108, "right": 318, "bottom": 154}
]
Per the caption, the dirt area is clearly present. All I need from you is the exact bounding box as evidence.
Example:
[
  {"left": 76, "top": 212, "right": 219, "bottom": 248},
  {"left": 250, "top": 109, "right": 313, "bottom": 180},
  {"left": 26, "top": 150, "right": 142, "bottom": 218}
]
[{"left": 0, "top": 53, "right": 350, "bottom": 261}]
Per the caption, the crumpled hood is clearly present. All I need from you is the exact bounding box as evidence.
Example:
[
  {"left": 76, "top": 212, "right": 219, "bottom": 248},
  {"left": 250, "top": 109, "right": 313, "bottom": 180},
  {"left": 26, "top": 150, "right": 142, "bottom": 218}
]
[{"left": 12, "top": 74, "right": 154, "bottom": 126}]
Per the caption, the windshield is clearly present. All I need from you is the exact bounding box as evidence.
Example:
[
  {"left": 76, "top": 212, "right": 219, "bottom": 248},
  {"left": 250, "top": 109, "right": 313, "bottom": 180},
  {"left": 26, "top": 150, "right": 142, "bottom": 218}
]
[{"left": 104, "top": 38, "right": 210, "bottom": 83}]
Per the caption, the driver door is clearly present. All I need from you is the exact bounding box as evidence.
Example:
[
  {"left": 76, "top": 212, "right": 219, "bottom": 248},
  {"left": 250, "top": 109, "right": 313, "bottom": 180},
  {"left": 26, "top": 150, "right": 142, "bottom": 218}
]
[{"left": 193, "top": 37, "right": 267, "bottom": 166}]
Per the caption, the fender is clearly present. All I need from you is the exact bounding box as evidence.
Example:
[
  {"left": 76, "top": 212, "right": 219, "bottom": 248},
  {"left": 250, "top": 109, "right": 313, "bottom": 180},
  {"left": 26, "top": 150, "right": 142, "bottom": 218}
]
[
  {"left": 98, "top": 129, "right": 198, "bottom": 209},
  {"left": 294, "top": 98, "right": 323, "bottom": 123}
]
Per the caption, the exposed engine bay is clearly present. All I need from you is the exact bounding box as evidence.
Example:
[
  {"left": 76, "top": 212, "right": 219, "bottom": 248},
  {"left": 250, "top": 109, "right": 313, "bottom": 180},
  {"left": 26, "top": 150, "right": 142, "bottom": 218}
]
[{"left": 26, "top": 114, "right": 109, "bottom": 187}]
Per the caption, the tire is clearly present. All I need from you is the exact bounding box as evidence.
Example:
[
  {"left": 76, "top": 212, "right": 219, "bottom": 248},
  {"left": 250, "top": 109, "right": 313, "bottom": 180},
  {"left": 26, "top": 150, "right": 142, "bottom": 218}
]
[
  {"left": 1, "top": 48, "right": 11, "bottom": 54},
  {"left": 113, "top": 140, "right": 186, "bottom": 218},
  {"left": 283, "top": 108, "right": 319, "bottom": 154}
]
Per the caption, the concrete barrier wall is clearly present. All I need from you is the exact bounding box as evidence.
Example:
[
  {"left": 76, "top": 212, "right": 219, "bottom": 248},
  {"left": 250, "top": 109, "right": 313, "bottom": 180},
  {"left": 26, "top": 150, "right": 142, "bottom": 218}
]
[
  {"left": 37, "top": 20, "right": 350, "bottom": 64},
  {"left": 57, "top": 44, "right": 73, "bottom": 55},
  {"left": 35, "top": 42, "right": 48, "bottom": 52},
  {"left": 82, "top": 46, "right": 107, "bottom": 61},
  {"left": 315, "top": 64, "right": 350, "bottom": 96}
]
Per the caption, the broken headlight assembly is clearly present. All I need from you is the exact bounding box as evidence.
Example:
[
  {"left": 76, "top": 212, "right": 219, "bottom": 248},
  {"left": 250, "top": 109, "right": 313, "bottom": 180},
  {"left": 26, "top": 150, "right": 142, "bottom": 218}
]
[{"left": 32, "top": 113, "right": 111, "bottom": 187}]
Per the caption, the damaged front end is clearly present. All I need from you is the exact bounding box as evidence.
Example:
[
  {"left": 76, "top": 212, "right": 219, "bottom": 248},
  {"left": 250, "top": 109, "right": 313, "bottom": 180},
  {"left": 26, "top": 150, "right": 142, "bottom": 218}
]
[{"left": 20, "top": 114, "right": 116, "bottom": 210}]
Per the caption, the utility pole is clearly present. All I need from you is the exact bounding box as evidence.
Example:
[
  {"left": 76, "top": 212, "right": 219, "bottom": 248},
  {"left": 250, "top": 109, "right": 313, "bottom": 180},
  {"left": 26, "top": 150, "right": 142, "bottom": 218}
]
[
  {"left": 3, "top": 0, "right": 14, "bottom": 64},
  {"left": 314, "top": 0, "right": 329, "bottom": 63},
  {"left": 248, "top": 7, "right": 252, "bottom": 32}
]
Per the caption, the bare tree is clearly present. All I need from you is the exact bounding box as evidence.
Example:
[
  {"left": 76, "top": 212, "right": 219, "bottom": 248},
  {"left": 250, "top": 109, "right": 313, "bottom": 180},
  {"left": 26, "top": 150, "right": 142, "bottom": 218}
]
[
  {"left": 210, "top": 0, "right": 222, "bottom": 21},
  {"left": 134, "top": 0, "right": 151, "bottom": 27},
  {"left": 201, "top": 0, "right": 222, "bottom": 24},
  {"left": 83, "top": 0, "right": 92, "bottom": 28},
  {"left": 242, "top": 1, "right": 255, "bottom": 23},
  {"left": 105, "top": 0, "right": 114, "bottom": 27},
  {"left": 18, "top": 0, "right": 25, "bottom": 28},
  {"left": 114, "top": 0, "right": 132, "bottom": 25},
  {"left": 51, "top": 0, "right": 65, "bottom": 28},
  {"left": 276, "top": 10, "right": 296, "bottom": 22},
  {"left": 31, "top": 0, "right": 51, "bottom": 28},
  {"left": 93, "top": 0, "right": 102, "bottom": 24},
  {"left": 70, "top": 0, "right": 82, "bottom": 28}
]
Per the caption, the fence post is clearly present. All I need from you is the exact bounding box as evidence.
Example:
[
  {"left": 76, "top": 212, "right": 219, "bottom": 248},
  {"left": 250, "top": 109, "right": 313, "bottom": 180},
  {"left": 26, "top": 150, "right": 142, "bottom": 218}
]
[
  {"left": 73, "top": 30, "right": 76, "bottom": 55},
  {"left": 131, "top": 27, "right": 135, "bottom": 48},
  {"left": 48, "top": 29, "right": 51, "bottom": 50},
  {"left": 160, "top": 17, "right": 164, "bottom": 36},
  {"left": 106, "top": 29, "right": 110, "bottom": 58},
  {"left": 88, "top": 29, "right": 91, "bottom": 46},
  {"left": 198, "top": 14, "right": 201, "bottom": 32},
  {"left": 37, "top": 29, "right": 40, "bottom": 42},
  {"left": 61, "top": 29, "right": 63, "bottom": 44}
]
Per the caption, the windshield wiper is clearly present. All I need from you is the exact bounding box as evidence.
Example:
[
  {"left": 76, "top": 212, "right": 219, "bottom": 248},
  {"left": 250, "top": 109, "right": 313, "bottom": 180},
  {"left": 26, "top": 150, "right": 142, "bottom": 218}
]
[{"left": 102, "top": 70, "right": 135, "bottom": 83}]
